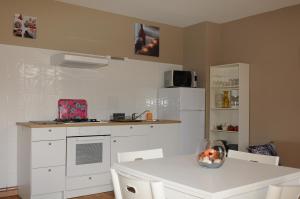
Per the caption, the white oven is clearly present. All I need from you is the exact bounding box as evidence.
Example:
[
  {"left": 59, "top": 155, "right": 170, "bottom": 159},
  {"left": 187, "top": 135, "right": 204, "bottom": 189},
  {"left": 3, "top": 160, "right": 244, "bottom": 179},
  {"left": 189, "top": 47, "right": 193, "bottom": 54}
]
[{"left": 66, "top": 135, "right": 110, "bottom": 177}]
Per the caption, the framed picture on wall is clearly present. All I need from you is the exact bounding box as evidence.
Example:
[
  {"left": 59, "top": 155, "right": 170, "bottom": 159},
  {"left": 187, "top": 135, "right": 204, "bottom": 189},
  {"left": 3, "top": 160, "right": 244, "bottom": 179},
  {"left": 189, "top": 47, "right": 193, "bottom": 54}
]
[
  {"left": 13, "top": 13, "right": 37, "bottom": 39},
  {"left": 134, "top": 23, "right": 160, "bottom": 57}
]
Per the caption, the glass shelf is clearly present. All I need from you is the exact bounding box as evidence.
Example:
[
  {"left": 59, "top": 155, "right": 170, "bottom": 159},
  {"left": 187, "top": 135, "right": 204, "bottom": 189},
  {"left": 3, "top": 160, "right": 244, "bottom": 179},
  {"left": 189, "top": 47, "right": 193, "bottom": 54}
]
[
  {"left": 211, "top": 107, "right": 239, "bottom": 110},
  {"left": 210, "top": 129, "right": 239, "bottom": 134},
  {"left": 210, "top": 86, "right": 239, "bottom": 90}
]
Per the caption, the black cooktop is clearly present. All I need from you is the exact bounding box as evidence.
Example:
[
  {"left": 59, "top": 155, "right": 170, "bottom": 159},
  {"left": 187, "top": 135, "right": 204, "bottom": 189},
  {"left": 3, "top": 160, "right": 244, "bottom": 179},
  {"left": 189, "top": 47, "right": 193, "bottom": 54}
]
[{"left": 54, "top": 118, "right": 99, "bottom": 123}]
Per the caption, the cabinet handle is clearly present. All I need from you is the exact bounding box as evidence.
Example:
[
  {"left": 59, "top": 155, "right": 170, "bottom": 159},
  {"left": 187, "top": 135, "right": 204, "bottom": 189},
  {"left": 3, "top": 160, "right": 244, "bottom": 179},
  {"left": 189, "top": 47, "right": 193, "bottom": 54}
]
[
  {"left": 48, "top": 142, "right": 52, "bottom": 146},
  {"left": 48, "top": 129, "right": 52, "bottom": 132},
  {"left": 130, "top": 126, "right": 133, "bottom": 129},
  {"left": 113, "top": 140, "right": 117, "bottom": 143},
  {"left": 89, "top": 177, "right": 92, "bottom": 180},
  {"left": 150, "top": 125, "right": 154, "bottom": 128},
  {"left": 48, "top": 169, "right": 52, "bottom": 172}
]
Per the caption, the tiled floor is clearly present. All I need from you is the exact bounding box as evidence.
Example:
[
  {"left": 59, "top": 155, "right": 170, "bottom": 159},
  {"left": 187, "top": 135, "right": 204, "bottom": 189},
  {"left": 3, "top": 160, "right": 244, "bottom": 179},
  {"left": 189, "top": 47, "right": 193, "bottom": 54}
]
[{"left": 1, "top": 192, "right": 114, "bottom": 199}]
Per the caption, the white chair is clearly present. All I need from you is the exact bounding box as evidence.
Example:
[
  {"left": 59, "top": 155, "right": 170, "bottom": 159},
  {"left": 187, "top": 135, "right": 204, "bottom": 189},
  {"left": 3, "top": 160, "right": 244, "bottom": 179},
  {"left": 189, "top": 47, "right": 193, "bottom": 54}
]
[
  {"left": 111, "top": 168, "right": 165, "bottom": 199},
  {"left": 227, "top": 150, "right": 280, "bottom": 165},
  {"left": 265, "top": 185, "right": 300, "bottom": 199},
  {"left": 117, "top": 148, "right": 163, "bottom": 163}
]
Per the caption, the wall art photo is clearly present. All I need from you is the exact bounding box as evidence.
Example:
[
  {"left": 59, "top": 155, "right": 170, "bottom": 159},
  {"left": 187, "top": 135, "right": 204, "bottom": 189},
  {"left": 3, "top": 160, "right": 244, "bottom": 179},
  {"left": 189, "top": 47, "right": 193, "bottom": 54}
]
[
  {"left": 13, "top": 13, "right": 37, "bottom": 39},
  {"left": 134, "top": 23, "right": 159, "bottom": 57}
]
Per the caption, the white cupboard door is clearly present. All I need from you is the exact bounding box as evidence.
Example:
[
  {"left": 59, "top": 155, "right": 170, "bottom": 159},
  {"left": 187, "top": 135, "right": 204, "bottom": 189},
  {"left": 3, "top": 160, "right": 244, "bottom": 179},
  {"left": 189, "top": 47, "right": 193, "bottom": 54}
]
[
  {"left": 149, "top": 124, "right": 181, "bottom": 157},
  {"left": 129, "top": 125, "right": 149, "bottom": 136},
  {"left": 111, "top": 135, "right": 149, "bottom": 164},
  {"left": 32, "top": 140, "right": 66, "bottom": 168},
  {"left": 31, "top": 166, "right": 65, "bottom": 195}
]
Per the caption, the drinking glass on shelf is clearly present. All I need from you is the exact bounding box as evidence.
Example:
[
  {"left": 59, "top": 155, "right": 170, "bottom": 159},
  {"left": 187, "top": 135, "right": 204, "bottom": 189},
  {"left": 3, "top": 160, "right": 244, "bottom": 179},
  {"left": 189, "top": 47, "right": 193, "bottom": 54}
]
[
  {"left": 231, "top": 90, "right": 239, "bottom": 108},
  {"left": 215, "top": 91, "right": 223, "bottom": 108}
]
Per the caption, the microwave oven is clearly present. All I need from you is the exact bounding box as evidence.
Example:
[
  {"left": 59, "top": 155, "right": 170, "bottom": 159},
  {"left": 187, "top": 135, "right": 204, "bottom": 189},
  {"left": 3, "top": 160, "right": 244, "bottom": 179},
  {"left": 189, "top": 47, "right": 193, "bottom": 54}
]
[{"left": 164, "top": 70, "right": 198, "bottom": 88}]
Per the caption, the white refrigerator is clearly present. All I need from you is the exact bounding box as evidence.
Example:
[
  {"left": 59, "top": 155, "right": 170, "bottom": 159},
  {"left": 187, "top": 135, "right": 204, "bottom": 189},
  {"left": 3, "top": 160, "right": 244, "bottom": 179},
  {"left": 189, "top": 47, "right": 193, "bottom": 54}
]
[{"left": 158, "top": 88, "right": 205, "bottom": 155}]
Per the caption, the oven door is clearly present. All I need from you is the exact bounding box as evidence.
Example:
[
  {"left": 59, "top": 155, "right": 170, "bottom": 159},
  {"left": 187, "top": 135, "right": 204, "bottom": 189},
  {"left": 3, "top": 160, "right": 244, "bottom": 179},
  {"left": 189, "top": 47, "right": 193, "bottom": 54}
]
[{"left": 67, "top": 135, "right": 110, "bottom": 176}]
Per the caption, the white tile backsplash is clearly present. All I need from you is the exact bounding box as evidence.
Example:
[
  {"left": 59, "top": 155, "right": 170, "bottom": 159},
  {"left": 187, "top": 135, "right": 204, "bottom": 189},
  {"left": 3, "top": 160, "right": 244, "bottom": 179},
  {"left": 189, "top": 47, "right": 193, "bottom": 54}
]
[{"left": 0, "top": 44, "right": 182, "bottom": 187}]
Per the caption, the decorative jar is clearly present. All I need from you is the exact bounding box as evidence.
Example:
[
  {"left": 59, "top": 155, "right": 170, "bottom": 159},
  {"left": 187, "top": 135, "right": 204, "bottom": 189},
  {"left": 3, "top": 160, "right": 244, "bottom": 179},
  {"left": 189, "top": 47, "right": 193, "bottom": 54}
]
[{"left": 223, "top": 91, "right": 231, "bottom": 108}]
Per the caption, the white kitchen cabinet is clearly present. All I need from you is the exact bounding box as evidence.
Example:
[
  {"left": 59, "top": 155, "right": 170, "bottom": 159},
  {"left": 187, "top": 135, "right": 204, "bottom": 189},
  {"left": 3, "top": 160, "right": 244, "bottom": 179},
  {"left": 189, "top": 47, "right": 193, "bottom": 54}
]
[
  {"left": 111, "top": 135, "right": 149, "bottom": 164},
  {"left": 148, "top": 124, "right": 181, "bottom": 157},
  {"left": 18, "top": 127, "right": 66, "bottom": 199},
  {"left": 110, "top": 123, "right": 181, "bottom": 165},
  {"left": 17, "top": 122, "right": 180, "bottom": 198},
  {"left": 31, "top": 166, "right": 65, "bottom": 195},
  {"left": 110, "top": 125, "right": 150, "bottom": 164}
]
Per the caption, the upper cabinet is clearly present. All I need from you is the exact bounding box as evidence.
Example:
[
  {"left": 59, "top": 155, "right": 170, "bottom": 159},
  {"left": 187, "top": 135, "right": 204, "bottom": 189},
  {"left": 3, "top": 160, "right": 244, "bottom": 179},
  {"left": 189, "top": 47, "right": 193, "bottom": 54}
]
[{"left": 209, "top": 63, "right": 249, "bottom": 151}]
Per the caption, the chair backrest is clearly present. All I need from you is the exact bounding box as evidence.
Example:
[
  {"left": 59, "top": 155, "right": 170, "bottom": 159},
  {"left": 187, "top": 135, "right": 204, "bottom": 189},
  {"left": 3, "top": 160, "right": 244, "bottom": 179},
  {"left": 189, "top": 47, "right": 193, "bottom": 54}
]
[
  {"left": 117, "top": 148, "right": 163, "bottom": 163},
  {"left": 265, "top": 185, "right": 300, "bottom": 199},
  {"left": 111, "top": 168, "right": 165, "bottom": 199},
  {"left": 227, "top": 150, "right": 280, "bottom": 165}
]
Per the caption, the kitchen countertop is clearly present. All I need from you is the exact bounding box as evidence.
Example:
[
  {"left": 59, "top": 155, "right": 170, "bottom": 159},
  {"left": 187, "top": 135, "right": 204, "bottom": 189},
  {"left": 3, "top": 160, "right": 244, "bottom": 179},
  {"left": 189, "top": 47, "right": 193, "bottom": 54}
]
[{"left": 16, "top": 120, "right": 181, "bottom": 128}]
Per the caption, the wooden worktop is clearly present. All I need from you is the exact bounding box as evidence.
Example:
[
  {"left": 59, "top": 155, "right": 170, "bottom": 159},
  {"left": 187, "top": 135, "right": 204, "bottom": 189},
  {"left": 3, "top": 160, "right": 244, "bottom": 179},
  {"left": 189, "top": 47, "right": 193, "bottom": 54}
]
[{"left": 16, "top": 120, "right": 181, "bottom": 128}]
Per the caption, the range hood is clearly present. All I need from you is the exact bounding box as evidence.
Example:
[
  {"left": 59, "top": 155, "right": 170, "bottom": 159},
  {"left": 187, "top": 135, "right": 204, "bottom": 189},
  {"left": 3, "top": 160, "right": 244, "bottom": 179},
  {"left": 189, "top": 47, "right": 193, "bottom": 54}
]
[{"left": 51, "top": 53, "right": 110, "bottom": 68}]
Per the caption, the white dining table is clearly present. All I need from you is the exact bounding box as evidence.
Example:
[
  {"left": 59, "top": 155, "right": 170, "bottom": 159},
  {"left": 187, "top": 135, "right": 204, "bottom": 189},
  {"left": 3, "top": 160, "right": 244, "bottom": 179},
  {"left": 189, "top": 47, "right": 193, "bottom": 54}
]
[{"left": 112, "top": 155, "right": 300, "bottom": 199}]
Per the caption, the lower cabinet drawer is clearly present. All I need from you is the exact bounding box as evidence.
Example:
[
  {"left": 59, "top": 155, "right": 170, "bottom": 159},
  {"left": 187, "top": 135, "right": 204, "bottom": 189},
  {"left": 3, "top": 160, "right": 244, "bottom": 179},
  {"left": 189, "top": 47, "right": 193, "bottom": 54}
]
[
  {"left": 32, "top": 192, "right": 63, "bottom": 199},
  {"left": 66, "top": 172, "right": 111, "bottom": 190},
  {"left": 31, "top": 166, "right": 65, "bottom": 195},
  {"left": 32, "top": 140, "right": 66, "bottom": 168},
  {"left": 31, "top": 127, "right": 66, "bottom": 141}
]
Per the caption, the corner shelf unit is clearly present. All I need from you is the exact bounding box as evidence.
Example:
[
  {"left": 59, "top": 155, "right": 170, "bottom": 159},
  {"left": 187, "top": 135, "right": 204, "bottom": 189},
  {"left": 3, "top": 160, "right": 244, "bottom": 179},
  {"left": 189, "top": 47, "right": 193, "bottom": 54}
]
[{"left": 209, "top": 63, "right": 249, "bottom": 151}]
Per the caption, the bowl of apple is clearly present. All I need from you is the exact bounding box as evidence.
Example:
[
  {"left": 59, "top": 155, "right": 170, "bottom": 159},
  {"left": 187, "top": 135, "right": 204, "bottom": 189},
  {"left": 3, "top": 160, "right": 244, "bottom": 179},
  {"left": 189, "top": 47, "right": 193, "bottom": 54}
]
[{"left": 197, "top": 140, "right": 226, "bottom": 168}]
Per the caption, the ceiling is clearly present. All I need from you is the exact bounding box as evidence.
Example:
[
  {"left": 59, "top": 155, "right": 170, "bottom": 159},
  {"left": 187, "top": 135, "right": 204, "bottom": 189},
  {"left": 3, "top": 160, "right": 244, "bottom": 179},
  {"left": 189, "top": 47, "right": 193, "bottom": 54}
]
[{"left": 57, "top": 0, "right": 300, "bottom": 27}]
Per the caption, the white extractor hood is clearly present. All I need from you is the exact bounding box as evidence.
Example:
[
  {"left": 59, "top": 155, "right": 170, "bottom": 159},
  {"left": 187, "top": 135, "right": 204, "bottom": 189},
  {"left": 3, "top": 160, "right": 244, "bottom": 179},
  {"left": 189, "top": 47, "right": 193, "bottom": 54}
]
[{"left": 51, "top": 53, "right": 110, "bottom": 68}]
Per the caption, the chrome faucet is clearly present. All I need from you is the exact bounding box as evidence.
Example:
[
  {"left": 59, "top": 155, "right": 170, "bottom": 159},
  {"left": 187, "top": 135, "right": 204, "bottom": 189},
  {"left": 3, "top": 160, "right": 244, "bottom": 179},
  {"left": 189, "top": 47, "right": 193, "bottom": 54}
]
[{"left": 131, "top": 110, "right": 150, "bottom": 120}]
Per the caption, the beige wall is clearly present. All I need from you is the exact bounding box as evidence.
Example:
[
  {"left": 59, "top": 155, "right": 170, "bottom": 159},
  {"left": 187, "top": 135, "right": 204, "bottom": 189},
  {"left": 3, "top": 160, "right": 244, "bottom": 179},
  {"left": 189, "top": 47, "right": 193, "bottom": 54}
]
[
  {"left": 221, "top": 5, "right": 300, "bottom": 167},
  {"left": 183, "top": 22, "right": 222, "bottom": 88},
  {"left": 0, "top": 0, "right": 183, "bottom": 65},
  {"left": 1, "top": 0, "right": 300, "bottom": 167},
  {"left": 183, "top": 5, "right": 300, "bottom": 167}
]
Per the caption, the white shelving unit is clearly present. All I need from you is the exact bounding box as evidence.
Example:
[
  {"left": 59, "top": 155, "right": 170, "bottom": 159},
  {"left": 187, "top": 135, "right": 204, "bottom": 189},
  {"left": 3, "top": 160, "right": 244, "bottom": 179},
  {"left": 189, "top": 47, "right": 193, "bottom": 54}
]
[{"left": 209, "top": 63, "right": 249, "bottom": 151}]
